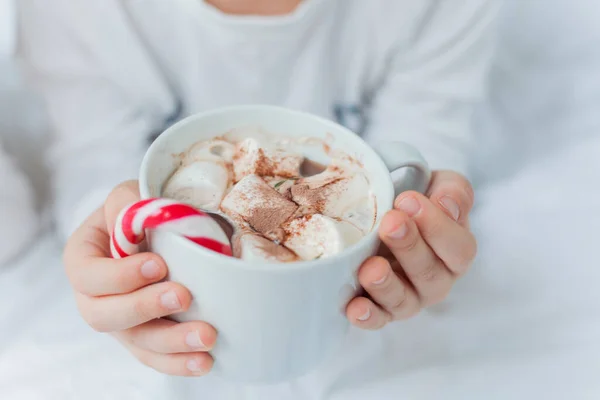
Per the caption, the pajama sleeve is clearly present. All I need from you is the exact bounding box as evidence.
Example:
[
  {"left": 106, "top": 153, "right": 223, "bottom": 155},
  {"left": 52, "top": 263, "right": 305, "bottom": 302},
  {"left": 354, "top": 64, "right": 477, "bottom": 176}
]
[
  {"left": 0, "top": 141, "right": 38, "bottom": 266},
  {"left": 17, "top": 0, "right": 176, "bottom": 240},
  {"left": 0, "top": 0, "right": 37, "bottom": 265}
]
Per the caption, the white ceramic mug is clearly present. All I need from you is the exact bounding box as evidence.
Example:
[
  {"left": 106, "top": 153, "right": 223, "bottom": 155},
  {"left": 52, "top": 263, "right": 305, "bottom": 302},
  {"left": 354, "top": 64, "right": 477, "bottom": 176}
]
[{"left": 140, "top": 105, "right": 431, "bottom": 383}]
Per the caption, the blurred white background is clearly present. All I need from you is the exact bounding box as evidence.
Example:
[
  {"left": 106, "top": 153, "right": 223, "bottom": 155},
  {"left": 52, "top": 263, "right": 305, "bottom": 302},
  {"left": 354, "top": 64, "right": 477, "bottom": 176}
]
[{"left": 1, "top": 1, "right": 599, "bottom": 399}]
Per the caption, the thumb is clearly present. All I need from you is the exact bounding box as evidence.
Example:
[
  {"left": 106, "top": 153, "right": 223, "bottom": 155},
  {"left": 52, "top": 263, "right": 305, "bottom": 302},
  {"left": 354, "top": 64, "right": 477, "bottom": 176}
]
[{"left": 104, "top": 180, "right": 142, "bottom": 235}]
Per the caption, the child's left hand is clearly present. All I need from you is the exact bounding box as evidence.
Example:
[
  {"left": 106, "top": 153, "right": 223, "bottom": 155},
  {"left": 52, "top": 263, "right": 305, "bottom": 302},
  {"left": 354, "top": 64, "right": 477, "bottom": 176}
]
[{"left": 346, "top": 170, "right": 476, "bottom": 329}]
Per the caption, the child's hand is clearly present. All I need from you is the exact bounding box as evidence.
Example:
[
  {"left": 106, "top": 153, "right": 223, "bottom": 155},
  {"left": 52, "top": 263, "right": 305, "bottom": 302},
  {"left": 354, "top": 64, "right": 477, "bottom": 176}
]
[
  {"left": 346, "top": 171, "right": 477, "bottom": 329},
  {"left": 63, "top": 181, "right": 216, "bottom": 376}
]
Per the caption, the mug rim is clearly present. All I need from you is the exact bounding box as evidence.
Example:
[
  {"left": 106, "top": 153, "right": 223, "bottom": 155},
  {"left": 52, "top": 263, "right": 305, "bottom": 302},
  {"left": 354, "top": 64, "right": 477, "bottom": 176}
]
[{"left": 139, "top": 104, "right": 394, "bottom": 272}]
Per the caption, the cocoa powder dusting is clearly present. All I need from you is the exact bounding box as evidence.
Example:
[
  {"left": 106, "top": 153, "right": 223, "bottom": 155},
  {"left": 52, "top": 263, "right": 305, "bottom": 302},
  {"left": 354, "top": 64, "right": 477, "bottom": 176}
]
[
  {"left": 283, "top": 214, "right": 314, "bottom": 239},
  {"left": 253, "top": 149, "right": 276, "bottom": 177},
  {"left": 290, "top": 184, "right": 327, "bottom": 214},
  {"left": 245, "top": 181, "right": 298, "bottom": 236},
  {"left": 248, "top": 204, "right": 295, "bottom": 236}
]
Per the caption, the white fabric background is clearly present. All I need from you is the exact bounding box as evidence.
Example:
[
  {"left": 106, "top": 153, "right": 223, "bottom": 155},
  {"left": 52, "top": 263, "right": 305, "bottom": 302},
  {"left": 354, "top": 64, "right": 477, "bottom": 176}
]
[
  {"left": 0, "top": 0, "right": 15, "bottom": 57},
  {"left": 1, "top": 0, "right": 600, "bottom": 399},
  {"left": 0, "top": 0, "right": 44, "bottom": 266}
]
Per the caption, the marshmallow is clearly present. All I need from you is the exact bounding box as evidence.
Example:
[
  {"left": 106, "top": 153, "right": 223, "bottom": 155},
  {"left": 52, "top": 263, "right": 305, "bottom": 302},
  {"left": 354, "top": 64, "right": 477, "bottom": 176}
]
[
  {"left": 233, "top": 138, "right": 303, "bottom": 182},
  {"left": 163, "top": 161, "right": 230, "bottom": 211},
  {"left": 291, "top": 171, "right": 375, "bottom": 232},
  {"left": 283, "top": 214, "right": 363, "bottom": 261},
  {"left": 235, "top": 233, "right": 298, "bottom": 263},
  {"left": 220, "top": 175, "right": 298, "bottom": 238},
  {"left": 339, "top": 196, "right": 377, "bottom": 234},
  {"left": 163, "top": 131, "right": 378, "bottom": 263},
  {"left": 321, "top": 174, "right": 375, "bottom": 233},
  {"left": 184, "top": 139, "right": 235, "bottom": 164}
]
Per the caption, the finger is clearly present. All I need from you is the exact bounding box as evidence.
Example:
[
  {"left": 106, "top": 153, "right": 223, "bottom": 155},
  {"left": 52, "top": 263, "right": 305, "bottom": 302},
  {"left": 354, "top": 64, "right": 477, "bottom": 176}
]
[
  {"left": 64, "top": 205, "right": 111, "bottom": 261},
  {"left": 122, "top": 343, "right": 213, "bottom": 377},
  {"left": 76, "top": 281, "right": 192, "bottom": 332},
  {"left": 357, "top": 256, "right": 422, "bottom": 317},
  {"left": 346, "top": 296, "right": 390, "bottom": 330},
  {"left": 121, "top": 319, "right": 217, "bottom": 354},
  {"left": 67, "top": 251, "right": 168, "bottom": 297},
  {"left": 395, "top": 193, "right": 477, "bottom": 276},
  {"left": 65, "top": 180, "right": 141, "bottom": 263},
  {"left": 104, "top": 180, "right": 141, "bottom": 234},
  {"left": 425, "top": 171, "right": 474, "bottom": 227},
  {"left": 63, "top": 183, "right": 166, "bottom": 296},
  {"left": 379, "top": 209, "right": 454, "bottom": 306}
]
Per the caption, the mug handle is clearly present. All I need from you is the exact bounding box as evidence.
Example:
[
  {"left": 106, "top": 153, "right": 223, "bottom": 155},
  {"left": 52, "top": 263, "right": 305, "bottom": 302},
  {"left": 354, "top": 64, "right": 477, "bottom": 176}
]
[{"left": 372, "top": 141, "right": 432, "bottom": 196}]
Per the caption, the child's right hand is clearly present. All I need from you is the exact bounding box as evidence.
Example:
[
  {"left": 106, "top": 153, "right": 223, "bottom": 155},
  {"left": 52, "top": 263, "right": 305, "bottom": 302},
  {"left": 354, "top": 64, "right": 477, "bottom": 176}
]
[{"left": 63, "top": 181, "right": 217, "bottom": 376}]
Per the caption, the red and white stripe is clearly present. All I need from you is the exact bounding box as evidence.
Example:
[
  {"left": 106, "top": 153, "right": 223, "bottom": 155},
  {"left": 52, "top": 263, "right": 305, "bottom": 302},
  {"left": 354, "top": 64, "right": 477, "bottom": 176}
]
[{"left": 110, "top": 198, "right": 232, "bottom": 259}]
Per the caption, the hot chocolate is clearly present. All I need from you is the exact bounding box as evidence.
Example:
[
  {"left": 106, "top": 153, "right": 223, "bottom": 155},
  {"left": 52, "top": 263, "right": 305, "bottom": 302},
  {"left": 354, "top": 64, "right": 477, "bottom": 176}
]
[{"left": 162, "top": 127, "right": 377, "bottom": 263}]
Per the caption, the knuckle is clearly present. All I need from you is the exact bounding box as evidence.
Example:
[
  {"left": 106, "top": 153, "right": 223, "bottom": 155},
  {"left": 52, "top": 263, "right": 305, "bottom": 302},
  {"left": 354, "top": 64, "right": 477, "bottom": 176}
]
[
  {"left": 388, "top": 290, "right": 408, "bottom": 313},
  {"left": 120, "top": 326, "right": 140, "bottom": 345},
  {"left": 452, "top": 174, "right": 469, "bottom": 190},
  {"left": 134, "top": 298, "right": 155, "bottom": 322},
  {"left": 76, "top": 298, "right": 110, "bottom": 333},
  {"left": 83, "top": 312, "right": 111, "bottom": 333},
  {"left": 135, "top": 350, "right": 154, "bottom": 369},
  {"left": 454, "top": 235, "right": 478, "bottom": 275},
  {"left": 376, "top": 281, "right": 400, "bottom": 307},
  {"left": 412, "top": 260, "right": 442, "bottom": 284},
  {"left": 389, "top": 231, "right": 419, "bottom": 253},
  {"left": 420, "top": 216, "right": 444, "bottom": 238},
  {"left": 114, "top": 265, "right": 134, "bottom": 292}
]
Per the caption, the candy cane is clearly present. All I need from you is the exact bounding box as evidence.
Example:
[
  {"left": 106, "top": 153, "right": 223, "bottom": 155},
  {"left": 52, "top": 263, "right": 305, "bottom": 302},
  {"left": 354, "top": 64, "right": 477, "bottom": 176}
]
[{"left": 110, "top": 198, "right": 232, "bottom": 258}]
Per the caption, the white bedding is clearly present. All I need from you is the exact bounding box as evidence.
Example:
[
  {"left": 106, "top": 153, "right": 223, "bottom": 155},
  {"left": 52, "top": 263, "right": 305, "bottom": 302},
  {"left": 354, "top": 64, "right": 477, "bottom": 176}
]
[
  {"left": 1, "top": 136, "right": 599, "bottom": 400},
  {"left": 2, "top": 0, "right": 600, "bottom": 399}
]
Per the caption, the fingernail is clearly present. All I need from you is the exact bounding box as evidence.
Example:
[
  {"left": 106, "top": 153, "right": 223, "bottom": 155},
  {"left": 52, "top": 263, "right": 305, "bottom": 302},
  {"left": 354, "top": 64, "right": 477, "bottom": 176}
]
[
  {"left": 357, "top": 308, "right": 371, "bottom": 321},
  {"left": 186, "top": 358, "right": 204, "bottom": 373},
  {"left": 141, "top": 260, "right": 160, "bottom": 279},
  {"left": 439, "top": 196, "right": 460, "bottom": 221},
  {"left": 387, "top": 222, "right": 408, "bottom": 239},
  {"left": 397, "top": 197, "right": 421, "bottom": 217},
  {"left": 185, "top": 330, "right": 206, "bottom": 349},
  {"left": 372, "top": 274, "right": 387, "bottom": 285},
  {"left": 160, "top": 291, "right": 181, "bottom": 311}
]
